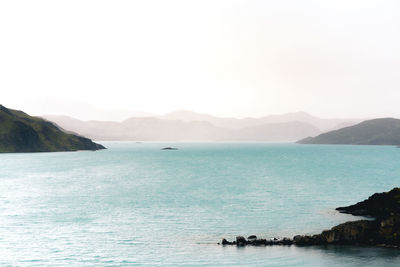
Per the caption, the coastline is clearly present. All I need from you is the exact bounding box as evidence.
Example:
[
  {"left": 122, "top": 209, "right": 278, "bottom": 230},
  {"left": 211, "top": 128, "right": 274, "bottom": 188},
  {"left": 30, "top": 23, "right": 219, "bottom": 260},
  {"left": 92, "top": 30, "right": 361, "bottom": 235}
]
[{"left": 221, "top": 188, "right": 400, "bottom": 249}]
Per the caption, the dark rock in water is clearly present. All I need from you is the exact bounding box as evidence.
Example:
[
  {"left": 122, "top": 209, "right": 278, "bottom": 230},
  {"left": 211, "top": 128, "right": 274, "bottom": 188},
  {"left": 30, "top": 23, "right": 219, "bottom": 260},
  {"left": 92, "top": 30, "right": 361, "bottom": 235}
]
[
  {"left": 221, "top": 238, "right": 231, "bottom": 245},
  {"left": 247, "top": 235, "right": 257, "bottom": 241},
  {"left": 282, "top": 237, "right": 293, "bottom": 245},
  {"left": 293, "top": 234, "right": 323, "bottom": 246},
  {"left": 221, "top": 236, "right": 295, "bottom": 246},
  {"left": 271, "top": 238, "right": 280, "bottom": 245},
  {"left": 293, "top": 235, "right": 310, "bottom": 245},
  {"left": 265, "top": 239, "right": 274, "bottom": 245},
  {"left": 252, "top": 239, "right": 267, "bottom": 246},
  {"left": 161, "top": 147, "right": 178, "bottom": 150},
  {"left": 293, "top": 235, "right": 303, "bottom": 243},
  {"left": 236, "top": 236, "right": 246, "bottom": 246}
]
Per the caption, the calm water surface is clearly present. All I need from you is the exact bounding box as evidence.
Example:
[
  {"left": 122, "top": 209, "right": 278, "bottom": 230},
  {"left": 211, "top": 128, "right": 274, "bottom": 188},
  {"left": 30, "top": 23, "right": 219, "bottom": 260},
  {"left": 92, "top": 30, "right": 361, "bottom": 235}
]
[{"left": 1, "top": 142, "right": 400, "bottom": 266}]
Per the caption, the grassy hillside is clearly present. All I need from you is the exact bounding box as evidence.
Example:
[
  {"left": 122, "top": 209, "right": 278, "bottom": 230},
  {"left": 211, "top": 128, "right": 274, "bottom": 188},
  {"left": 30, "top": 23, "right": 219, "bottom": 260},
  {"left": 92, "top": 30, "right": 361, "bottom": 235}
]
[
  {"left": 0, "top": 105, "right": 105, "bottom": 152},
  {"left": 297, "top": 118, "right": 400, "bottom": 145}
]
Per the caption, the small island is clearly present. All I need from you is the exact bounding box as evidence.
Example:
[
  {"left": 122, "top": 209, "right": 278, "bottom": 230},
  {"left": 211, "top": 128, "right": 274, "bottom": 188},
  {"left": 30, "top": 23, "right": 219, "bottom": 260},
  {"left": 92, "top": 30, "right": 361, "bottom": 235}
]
[
  {"left": 161, "top": 147, "right": 178, "bottom": 150},
  {"left": 0, "top": 104, "right": 105, "bottom": 153},
  {"left": 221, "top": 187, "right": 400, "bottom": 248}
]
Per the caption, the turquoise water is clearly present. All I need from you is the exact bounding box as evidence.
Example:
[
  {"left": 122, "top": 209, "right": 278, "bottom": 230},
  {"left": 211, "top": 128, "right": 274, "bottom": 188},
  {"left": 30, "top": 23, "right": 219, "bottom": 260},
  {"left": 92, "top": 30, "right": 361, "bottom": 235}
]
[{"left": 1, "top": 142, "right": 400, "bottom": 266}]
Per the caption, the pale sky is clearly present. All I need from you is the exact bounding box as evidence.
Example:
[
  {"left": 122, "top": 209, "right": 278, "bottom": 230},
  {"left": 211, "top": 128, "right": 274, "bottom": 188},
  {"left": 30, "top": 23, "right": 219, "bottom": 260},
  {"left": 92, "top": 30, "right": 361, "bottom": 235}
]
[{"left": 1, "top": 0, "right": 399, "bottom": 120}]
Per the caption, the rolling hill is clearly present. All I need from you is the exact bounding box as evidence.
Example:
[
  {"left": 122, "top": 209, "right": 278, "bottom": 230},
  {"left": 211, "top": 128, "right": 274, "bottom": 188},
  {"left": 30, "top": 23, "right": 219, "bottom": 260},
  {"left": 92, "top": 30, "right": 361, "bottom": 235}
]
[
  {"left": 297, "top": 118, "right": 400, "bottom": 145},
  {"left": 0, "top": 105, "right": 105, "bottom": 152}
]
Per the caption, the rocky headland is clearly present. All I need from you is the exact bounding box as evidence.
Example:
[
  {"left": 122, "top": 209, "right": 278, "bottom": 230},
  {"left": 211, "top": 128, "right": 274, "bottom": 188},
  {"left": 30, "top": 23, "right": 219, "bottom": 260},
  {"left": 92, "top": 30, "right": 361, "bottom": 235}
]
[
  {"left": 221, "top": 188, "right": 400, "bottom": 248},
  {"left": 0, "top": 104, "right": 105, "bottom": 152},
  {"left": 297, "top": 118, "right": 400, "bottom": 145}
]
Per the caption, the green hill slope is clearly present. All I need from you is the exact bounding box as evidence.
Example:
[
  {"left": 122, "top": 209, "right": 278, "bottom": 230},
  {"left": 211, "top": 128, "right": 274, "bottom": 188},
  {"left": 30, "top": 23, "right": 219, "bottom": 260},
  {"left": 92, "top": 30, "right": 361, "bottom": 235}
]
[
  {"left": 297, "top": 118, "right": 400, "bottom": 145},
  {"left": 0, "top": 105, "right": 105, "bottom": 152}
]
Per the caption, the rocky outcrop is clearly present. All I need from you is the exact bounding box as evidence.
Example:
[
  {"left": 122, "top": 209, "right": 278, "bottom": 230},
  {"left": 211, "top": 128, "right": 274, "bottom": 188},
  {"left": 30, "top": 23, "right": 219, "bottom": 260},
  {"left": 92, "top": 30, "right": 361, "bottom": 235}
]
[
  {"left": 336, "top": 187, "right": 400, "bottom": 218},
  {"left": 219, "top": 236, "right": 293, "bottom": 246},
  {"left": 221, "top": 188, "right": 400, "bottom": 248}
]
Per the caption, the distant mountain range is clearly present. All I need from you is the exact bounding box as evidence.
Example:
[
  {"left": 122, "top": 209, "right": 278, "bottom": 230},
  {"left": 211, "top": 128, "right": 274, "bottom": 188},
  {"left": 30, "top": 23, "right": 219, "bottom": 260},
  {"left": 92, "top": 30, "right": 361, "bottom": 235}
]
[
  {"left": 0, "top": 105, "right": 105, "bottom": 152},
  {"left": 161, "top": 110, "right": 360, "bottom": 131},
  {"left": 42, "top": 111, "right": 360, "bottom": 141},
  {"left": 297, "top": 118, "right": 400, "bottom": 145},
  {"left": 4, "top": 104, "right": 397, "bottom": 145}
]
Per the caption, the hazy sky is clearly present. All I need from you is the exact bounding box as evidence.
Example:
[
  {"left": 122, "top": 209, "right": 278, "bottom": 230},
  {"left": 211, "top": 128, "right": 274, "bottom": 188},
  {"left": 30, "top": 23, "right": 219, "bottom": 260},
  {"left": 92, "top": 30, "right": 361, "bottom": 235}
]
[{"left": 1, "top": 0, "right": 399, "bottom": 120}]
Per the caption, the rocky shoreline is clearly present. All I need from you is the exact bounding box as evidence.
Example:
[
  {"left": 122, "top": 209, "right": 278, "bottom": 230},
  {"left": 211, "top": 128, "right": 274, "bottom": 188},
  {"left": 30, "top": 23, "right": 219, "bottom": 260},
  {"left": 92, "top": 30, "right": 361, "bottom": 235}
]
[{"left": 220, "top": 188, "right": 400, "bottom": 248}]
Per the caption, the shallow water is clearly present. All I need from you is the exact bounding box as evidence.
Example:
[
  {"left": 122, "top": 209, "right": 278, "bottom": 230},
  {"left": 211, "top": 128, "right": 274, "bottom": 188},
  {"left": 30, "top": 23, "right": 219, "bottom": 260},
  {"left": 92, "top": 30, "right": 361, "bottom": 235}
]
[{"left": 1, "top": 142, "right": 400, "bottom": 266}]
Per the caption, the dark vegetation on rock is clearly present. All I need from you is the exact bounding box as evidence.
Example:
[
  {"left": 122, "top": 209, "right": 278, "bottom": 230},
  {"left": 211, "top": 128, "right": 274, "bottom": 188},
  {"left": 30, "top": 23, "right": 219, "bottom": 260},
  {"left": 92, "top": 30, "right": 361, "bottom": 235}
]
[
  {"left": 0, "top": 104, "right": 105, "bottom": 153},
  {"left": 297, "top": 118, "right": 400, "bottom": 145},
  {"left": 221, "top": 187, "right": 400, "bottom": 248}
]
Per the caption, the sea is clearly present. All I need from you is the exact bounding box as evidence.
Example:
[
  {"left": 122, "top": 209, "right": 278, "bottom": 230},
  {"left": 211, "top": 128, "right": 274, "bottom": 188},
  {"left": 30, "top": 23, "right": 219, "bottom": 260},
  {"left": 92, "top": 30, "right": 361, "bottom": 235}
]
[{"left": 1, "top": 142, "right": 400, "bottom": 266}]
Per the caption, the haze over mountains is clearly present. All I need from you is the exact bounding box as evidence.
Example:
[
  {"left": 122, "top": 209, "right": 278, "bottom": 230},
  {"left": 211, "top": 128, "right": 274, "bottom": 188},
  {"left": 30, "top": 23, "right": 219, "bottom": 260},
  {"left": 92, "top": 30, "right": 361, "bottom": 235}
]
[
  {"left": 43, "top": 111, "right": 361, "bottom": 141},
  {"left": 162, "top": 110, "right": 360, "bottom": 131}
]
